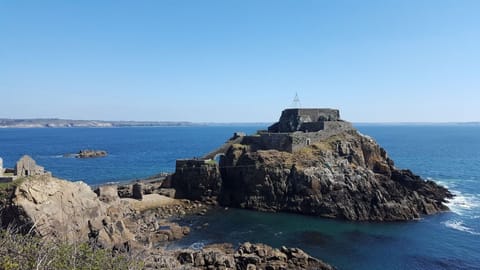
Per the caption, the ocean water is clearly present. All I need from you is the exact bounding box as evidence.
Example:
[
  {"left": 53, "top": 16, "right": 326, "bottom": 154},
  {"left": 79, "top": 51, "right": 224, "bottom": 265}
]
[{"left": 1, "top": 125, "right": 479, "bottom": 269}]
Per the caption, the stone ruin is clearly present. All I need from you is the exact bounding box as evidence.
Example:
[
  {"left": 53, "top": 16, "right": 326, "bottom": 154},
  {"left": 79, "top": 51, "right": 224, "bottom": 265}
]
[
  {"left": 15, "top": 155, "right": 48, "bottom": 177},
  {"left": 0, "top": 155, "right": 50, "bottom": 183}
]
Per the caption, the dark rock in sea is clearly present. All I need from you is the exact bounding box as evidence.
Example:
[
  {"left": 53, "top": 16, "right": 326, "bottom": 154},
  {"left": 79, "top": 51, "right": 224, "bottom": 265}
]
[
  {"left": 172, "top": 108, "right": 453, "bottom": 221},
  {"left": 76, "top": 149, "right": 107, "bottom": 158}
]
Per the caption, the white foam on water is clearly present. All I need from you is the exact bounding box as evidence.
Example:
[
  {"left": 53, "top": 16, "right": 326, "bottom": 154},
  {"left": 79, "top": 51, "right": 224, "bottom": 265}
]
[
  {"left": 105, "top": 181, "right": 120, "bottom": 185},
  {"left": 445, "top": 191, "right": 480, "bottom": 215},
  {"left": 189, "top": 242, "right": 206, "bottom": 250},
  {"left": 443, "top": 220, "right": 480, "bottom": 236}
]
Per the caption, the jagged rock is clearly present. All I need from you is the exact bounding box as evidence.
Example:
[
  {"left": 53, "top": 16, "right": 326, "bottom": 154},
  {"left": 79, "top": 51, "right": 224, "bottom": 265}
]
[
  {"left": 218, "top": 131, "right": 452, "bottom": 221},
  {"left": 1, "top": 175, "right": 192, "bottom": 249},
  {"left": 144, "top": 242, "right": 333, "bottom": 270},
  {"left": 2, "top": 175, "right": 133, "bottom": 247},
  {"left": 76, "top": 149, "right": 107, "bottom": 158}
]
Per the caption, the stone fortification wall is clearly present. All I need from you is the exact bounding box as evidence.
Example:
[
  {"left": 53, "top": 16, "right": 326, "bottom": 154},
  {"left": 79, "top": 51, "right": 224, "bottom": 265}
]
[
  {"left": 241, "top": 133, "right": 293, "bottom": 152},
  {"left": 299, "top": 122, "right": 324, "bottom": 132},
  {"left": 242, "top": 121, "right": 353, "bottom": 153},
  {"left": 172, "top": 159, "right": 221, "bottom": 200},
  {"left": 268, "top": 108, "right": 340, "bottom": 133},
  {"left": 291, "top": 121, "right": 354, "bottom": 151}
]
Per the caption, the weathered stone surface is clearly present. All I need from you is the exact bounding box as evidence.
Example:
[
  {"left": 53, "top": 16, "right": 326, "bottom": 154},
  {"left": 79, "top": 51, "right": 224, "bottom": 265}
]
[
  {"left": 15, "top": 155, "right": 48, "bottom": 177},
  {"left": 76, "top": 149, "right": 107, "bottom": 158},
  {"left": 172, "top": 159, "right": 222, "bottom": 201},
  {"left": 142, "top": 242, "right": 333, "bottom": 270},
  {"left": 268, "top": 108, "right": 340, "bottom": 133},
  {"left": 132, "top": 182, "right": 144, "bottom": 200},
  {"left": 1, "top": 175, "right": 193, "bottom": 249},
  {"left": 218, "top": 130, "right": 452, "bottom": 221},
  {"left": 94, "top": 185, "right": 120, "bottom": 203},
  {"left": 2, "top": 175, "right": 132, "bottom": 247}
]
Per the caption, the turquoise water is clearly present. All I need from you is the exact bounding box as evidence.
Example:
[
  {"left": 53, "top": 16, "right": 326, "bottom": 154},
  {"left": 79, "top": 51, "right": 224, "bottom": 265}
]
[{"left": 1, "top": 125, "right": 479, "bottom": 269}]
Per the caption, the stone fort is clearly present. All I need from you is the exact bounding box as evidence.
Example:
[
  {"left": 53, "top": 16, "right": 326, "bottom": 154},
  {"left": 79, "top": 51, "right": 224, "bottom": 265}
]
[
  {"left": 172, "top": 108, "right": 354, "bottom": 200},
  {"left": 240, "top": 108, "right": 353, "bottom": 152}
]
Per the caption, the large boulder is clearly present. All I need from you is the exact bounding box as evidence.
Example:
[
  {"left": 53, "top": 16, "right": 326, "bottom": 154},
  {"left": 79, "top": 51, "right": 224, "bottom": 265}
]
[{"left": 3, "top": 175, "right": 134, "bottom": 247}]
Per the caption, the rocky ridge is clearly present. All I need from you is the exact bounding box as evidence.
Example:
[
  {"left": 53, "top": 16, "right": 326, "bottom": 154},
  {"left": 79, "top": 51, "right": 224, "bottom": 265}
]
[{"left": 218, "top": 130, "right": 452, "bottom": 221}]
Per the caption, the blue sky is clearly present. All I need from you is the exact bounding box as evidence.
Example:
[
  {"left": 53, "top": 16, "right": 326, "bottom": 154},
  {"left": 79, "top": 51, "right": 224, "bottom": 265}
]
[{"left": 1, "top": 0, "right": 479, "bottom": 122}]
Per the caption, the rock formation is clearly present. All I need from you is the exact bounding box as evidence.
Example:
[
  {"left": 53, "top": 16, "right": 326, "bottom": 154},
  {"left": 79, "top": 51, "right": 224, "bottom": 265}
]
[
  {"left": 1, "top": 174, "right": 190, "bottom": 249},
  {"left": 76, "top": 149, "right": 108, "bottom": 158},
  {"left": 172, "top": 108, "right": 453, "bottom": 221},
  {"left": 0, "top": 163, "right": 334, "bottom": 269},
  {"left": 143, "top": 242, "right": 334, "bottom": 270}
]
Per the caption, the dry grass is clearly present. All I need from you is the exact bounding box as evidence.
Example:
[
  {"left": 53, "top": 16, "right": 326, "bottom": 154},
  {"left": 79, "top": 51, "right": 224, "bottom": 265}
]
[{"left": 0, "top": 227, "right": 144, "bottom": 270}]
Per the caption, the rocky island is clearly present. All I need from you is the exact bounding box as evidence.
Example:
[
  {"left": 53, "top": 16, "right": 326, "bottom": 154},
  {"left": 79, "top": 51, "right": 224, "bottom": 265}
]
[{"left": 171, "top": 108, "right": 452, "bottom": 221}]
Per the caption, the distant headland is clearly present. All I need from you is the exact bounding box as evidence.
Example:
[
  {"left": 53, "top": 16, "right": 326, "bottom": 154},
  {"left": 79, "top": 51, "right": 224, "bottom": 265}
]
[
  {"left": 0, "top": 118, "right": 194, "bottom": 128},
  {"left": 0, "top": 118, "right": 271, "bottom": 128}
]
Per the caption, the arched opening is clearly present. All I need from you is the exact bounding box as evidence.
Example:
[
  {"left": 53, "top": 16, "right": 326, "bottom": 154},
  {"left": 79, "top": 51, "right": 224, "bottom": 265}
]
[
  {"left": 306, "top": 138, "right": 311, "bottom": 146},
  {"left": 213, "top": 153, "right": 225, "bottom": 164}
]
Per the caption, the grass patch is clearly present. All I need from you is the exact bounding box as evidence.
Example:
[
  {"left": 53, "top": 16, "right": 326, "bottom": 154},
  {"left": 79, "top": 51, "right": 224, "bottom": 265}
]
[{"left": 0, "top": 228, "right": 143, "bottom": 270}]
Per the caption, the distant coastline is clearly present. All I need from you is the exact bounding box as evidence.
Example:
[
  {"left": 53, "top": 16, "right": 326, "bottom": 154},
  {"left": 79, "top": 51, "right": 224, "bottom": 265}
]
[
  {"left": 0, "top": 118, "right": 271, "bottom": 128},
  {"left": 354, "top": 122, "right": 480, "bottom": 126},
  {"left": 1, "top": 118, "right": 478, "bottom": 128}
]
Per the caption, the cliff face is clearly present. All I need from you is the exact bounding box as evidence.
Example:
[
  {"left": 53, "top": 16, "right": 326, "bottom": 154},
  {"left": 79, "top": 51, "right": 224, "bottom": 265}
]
[
  {"left": 217, "top": 130, "right": 452, "bottom": 221},
  {"left": 172, "top": 160, "right": 222, "bottom": 201}
]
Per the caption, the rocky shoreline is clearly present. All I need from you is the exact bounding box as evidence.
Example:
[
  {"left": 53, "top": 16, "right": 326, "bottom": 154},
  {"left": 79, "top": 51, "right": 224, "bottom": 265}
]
[{"left": 0, "top": 173, "right": 334, "bottom": 269}]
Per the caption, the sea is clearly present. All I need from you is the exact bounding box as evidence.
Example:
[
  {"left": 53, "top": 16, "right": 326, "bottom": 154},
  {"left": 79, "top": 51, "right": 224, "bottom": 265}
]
[{"left": 0, "top": 125, "right": 479, "bottom": 270}]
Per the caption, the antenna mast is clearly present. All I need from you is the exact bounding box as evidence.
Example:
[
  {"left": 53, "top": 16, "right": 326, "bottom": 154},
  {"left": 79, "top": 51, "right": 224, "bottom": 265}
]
[{"left": 291, "top": 92, "right": 301, "bottom": 108}]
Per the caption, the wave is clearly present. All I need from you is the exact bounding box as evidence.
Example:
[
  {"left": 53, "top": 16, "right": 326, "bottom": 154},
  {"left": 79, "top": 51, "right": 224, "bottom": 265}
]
[
  {"left": 188, "top": 241, "right": 206, "bottom": 250},
  {"left": 426, "top": 177, "right": 480, "bottom": 216},
  {"left": 37, "top": 154, "right": 65, "bottom": 159},
  {"left": 445, "top": 191, "right": 480, "bottom": 215},
  {"left": 443, "top": 220, "right": 480, "bottom": 236},
  {"left": 104, "top": 181, "right": 120, "bottom": 185}
]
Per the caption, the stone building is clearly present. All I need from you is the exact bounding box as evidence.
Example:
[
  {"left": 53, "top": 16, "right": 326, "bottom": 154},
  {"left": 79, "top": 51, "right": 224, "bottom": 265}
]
[
  {"left": 0, "top": 157, "right": 3, "bottom": 176},
  {"left": 15, "top": 155, "right": 47, "bottom": 177},
  {"left": 243, "top": 108, "right": 353, "bottom": 152},
  {"left": 267, "top": 108, "right": 341, "bottom": 133}
]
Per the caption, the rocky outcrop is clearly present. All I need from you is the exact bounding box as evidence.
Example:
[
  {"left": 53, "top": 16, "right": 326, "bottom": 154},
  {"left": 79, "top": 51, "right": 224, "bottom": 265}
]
[
  {"left": 76, "top": 149, "right": 108, "bottom": 158},
  {"left": 2, "top": 175, "right": 132, "bottom": 247},
  {"left": 0, "top": 174, "right": 334, "bottom": 270},
  {"left": 1, "top": 175, "right": 190, "bottom": 249},
  {"left": 218, "top": 130, "right": 452, "bottom": 221},
  {"left": 143, "top": 242, "right": 334, "bottom": 270}
]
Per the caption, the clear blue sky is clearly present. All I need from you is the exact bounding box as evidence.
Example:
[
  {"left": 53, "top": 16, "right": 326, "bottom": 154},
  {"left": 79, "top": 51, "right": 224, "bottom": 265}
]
[{"left": 1, "top": 0, "right": 479, "bottom": 122}]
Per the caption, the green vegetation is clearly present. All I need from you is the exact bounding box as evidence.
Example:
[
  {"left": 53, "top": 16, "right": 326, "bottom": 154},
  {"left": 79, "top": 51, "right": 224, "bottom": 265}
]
[
  {"left": 0, "top": 177, "right": 26, "bottom": 201},
  {"left": 0, "top": 229, "right": 144, "bottom": 270},
  {"left": 204, "top": 159, "right": 217, "bottom": 165}
]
